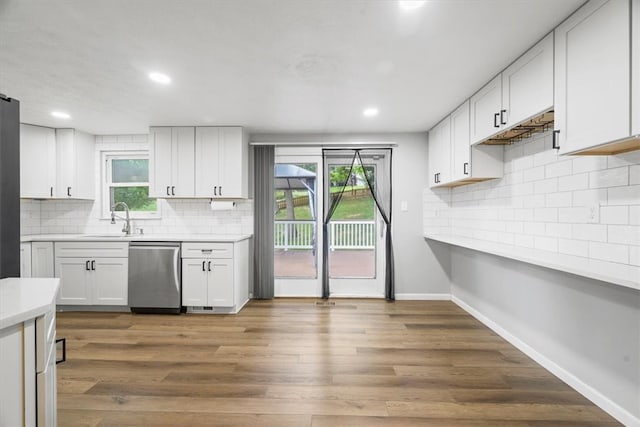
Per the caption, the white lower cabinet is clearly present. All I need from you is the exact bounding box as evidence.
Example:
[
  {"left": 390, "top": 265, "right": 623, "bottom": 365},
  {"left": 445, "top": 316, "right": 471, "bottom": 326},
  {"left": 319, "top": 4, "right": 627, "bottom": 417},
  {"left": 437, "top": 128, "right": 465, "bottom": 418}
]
[
  {"left": 54, "top": 242, "right": 128, "bottom": 306},
  {"left": 31, "top": 242, "right": 54, "bottom": 278},
  {"left": 181, "top": 240, "right": 249, "bottom": 312},
  {"left": 21, "top": 243, "right": 32, "bottom": 278}
]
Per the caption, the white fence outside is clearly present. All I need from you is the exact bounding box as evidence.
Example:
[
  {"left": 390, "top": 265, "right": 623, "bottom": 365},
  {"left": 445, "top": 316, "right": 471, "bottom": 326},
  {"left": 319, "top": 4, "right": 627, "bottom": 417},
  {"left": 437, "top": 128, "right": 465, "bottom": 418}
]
[{"left": 275, "top": 220, "right": 375, "bottom": 250}]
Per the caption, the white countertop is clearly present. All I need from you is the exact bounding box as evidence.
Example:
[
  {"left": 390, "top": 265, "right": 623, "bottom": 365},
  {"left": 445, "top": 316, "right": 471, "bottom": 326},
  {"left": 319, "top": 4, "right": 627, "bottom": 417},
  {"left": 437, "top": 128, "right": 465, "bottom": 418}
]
[
  {"left": 424, "top": 234, "right": 640, "bottom": 291},
  {"left": 0, "top": 278, "right": 60, "bottom": 329},
  {"left": 21, "top": 234, "right": 253, "bottom": 243}
]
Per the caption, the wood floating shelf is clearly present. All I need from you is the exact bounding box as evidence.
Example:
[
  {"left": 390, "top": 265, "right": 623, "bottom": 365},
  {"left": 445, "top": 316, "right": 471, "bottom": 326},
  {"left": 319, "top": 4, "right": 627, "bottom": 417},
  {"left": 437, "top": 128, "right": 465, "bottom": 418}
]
[{"left": 482, "top": 111, "right": 555, "bottom": 145}]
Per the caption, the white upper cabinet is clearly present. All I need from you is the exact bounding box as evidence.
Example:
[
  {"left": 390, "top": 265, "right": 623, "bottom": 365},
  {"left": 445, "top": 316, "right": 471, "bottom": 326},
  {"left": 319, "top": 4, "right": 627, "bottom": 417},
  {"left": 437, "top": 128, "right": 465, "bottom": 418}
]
[
  {"left": 195, "top": 126, "right": 248, "bottom": 198},
  {"left": 55, "top": 129, "right": 95, "bottom": 199},
  {"left": 428, "top": 116, "right": 451, "bottom": 187},
  {"left": 633, "top": 0, "right": 639, "bottom": 136},
  {"left": 20, "top": 125, "right": 94, "bottom": 199},
  {"left": 149, "top": 126, "right": 195, "bottom": 197},
  {"left": 555, "top": 0, "right": 631, "bottom": 155},
  {"left": 470, "top": 33, "right": 554, "bottom": 145},
  {"left": 430, "top": 100, "right": 503, "bottom": 188},
  {"left": 20, "top": 124, "right": 56, "bottom": 198},
  {"left": 451, "top": 101, "right": 471, "bottom": 182},
  {"left": 502, "top": 32, "right": 554, "bottom": 129},
  {"left": 470, "top": 75, "right": 502, "bottom": 144}
]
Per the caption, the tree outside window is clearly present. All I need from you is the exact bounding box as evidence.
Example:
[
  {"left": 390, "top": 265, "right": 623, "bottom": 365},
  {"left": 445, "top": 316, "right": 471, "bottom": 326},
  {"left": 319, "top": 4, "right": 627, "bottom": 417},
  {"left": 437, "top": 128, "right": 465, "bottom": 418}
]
[{"left": 103, "top": 153, "right": 159, "bottom": 218}]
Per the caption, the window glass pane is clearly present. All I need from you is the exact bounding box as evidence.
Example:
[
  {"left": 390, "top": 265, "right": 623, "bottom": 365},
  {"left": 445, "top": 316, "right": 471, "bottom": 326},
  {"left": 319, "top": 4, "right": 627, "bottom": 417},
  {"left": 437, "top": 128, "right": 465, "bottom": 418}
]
[
  {"left": 110, "top": 186, "right": 157, "bottom": 211},
  {"left": 112, "top": 159, "right": 149, "bottom": 183}
]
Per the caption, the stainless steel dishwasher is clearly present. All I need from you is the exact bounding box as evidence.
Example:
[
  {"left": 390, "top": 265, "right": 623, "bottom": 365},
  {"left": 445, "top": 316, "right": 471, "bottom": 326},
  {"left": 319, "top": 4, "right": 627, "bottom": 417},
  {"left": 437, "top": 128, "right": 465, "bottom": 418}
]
[{"left": 128, "top": 242, "right": 182, "bottom": 314}]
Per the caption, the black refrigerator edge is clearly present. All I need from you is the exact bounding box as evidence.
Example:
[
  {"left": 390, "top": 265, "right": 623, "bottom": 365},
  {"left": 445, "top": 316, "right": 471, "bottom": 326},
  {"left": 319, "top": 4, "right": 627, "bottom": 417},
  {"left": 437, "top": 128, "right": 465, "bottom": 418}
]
[{"left": 0, "top": 94, "right": 20, "bottom": 278}]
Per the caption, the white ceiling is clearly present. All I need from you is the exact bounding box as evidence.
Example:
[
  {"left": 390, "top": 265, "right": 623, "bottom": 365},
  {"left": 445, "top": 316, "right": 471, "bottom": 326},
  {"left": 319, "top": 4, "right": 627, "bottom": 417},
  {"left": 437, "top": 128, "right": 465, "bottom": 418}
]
[{"left": 0, "top": 0, "right": 584, "bottom": 135}]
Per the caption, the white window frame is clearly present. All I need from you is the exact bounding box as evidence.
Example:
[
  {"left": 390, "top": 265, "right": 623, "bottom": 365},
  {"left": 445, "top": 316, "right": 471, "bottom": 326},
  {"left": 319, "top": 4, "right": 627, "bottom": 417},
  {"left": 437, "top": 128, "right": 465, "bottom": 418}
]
[{"left": 101, "top": 151, "right": 161, "bottom": 219}]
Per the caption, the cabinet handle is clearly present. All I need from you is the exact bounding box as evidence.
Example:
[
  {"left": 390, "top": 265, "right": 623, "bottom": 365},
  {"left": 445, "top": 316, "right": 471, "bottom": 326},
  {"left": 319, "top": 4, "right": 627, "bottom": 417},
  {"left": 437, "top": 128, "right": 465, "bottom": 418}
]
[
  {"left": 166, "top": 186, "right": 170, "bottom": 196},
  {"left": 463, "top": 162, "right": 469, "bottom": 175},
  {"left": 91, "top": 260, "right": 96, "bottom": 271},
  {"left": 500, "top": 109, "right": 507, "bottom": 125},
  {"left": 434, "top": 174, "right": 437, "bottom": 184},
  {"left": 202, "top": 261, "right": 206, "bottom": 271},
  {"left": 214, "top": 186, "right": 217, "bottom": 196},
  {"left": 67, "top": 187, "right": 71, "bottom": 197},
  {"left": 208, "top": 261, "right": 212, "bottom": 272},
  {"left": 85, "top": 260, "right": 90, "bottom": 271},
  {"left": 172, "top": 186, "right": 175, "bottom": 196},
  {"left": 493, "top": 113, "right": 500, "bottom": 128},
  {"left": 50, "top": 187, "right": 53, "bottom": 197},
  {"left": 55, "top": 338, "right": 66, "bottom": 365},
  {"left": 219, "top": 186, "right": 222, "bottom": 196},
  {"left": 552, "top": 130, "right": 560, "bottom": 150}
]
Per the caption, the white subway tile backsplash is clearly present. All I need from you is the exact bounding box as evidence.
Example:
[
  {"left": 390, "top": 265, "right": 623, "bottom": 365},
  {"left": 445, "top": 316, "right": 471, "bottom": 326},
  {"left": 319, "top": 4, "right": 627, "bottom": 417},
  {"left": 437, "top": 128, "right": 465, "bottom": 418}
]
[
  {"left": 424, "top": 129, "right": 639, "bottom": 274},
  {"left": 588, "top": 242, "right": 629, "bottom": 264},
  {"left": 600, "top": 206, "right": 629, "bottom": 225},
  {"left": 589, "top": 166, "right": 629, "bottom": 189},
  {"left": 558, "top": 173, "right": 589, "bottom": 192}
]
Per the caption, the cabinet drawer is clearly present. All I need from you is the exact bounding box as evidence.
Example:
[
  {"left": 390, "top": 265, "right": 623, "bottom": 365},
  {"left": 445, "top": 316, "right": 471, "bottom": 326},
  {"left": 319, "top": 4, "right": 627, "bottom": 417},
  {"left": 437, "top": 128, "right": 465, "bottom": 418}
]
[
  {"left": 181, "top": 242, "right": 233, "bottom": 259},
  {"left": 55, "top": 241, "right": 128, "bottom": 258}
]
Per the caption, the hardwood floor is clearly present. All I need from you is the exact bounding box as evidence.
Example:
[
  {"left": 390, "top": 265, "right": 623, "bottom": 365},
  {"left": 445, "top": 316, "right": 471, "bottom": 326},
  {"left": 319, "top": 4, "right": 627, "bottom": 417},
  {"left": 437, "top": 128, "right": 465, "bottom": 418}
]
[{"left": 56, "top": 299, "right": 621, "bottom": 426}]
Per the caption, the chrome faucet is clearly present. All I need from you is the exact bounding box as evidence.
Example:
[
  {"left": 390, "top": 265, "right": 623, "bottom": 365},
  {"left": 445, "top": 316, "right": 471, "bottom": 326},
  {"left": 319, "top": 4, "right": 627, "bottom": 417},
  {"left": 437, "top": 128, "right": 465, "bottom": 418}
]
[{"left": 110, "top": 202, "right": 131, "bottom": 235}]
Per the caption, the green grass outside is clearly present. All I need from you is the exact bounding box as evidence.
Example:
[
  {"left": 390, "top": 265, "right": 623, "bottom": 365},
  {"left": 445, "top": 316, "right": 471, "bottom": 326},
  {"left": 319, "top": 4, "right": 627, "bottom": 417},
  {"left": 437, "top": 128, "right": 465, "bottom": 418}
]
[{"left": 275, "top": 193, "right": 374, "bottom": 221}]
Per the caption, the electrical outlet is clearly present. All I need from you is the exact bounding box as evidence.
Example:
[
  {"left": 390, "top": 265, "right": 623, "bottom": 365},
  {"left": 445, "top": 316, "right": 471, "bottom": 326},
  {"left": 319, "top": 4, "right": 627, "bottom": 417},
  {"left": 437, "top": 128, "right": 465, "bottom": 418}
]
[{"left": 587, "top": 204, "right": 600, "bottom": 223}]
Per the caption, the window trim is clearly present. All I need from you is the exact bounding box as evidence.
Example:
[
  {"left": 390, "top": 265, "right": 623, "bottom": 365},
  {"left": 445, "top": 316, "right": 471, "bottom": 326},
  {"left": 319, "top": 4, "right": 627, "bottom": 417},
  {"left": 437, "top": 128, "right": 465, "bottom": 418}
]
[{"left": 101, "top": 151, "right": 161, "bottom": 220}]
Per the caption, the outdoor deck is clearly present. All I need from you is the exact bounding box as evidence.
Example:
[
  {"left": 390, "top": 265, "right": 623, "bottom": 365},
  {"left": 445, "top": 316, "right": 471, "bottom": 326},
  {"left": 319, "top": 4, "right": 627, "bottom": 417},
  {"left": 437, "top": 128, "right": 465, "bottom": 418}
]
[{"left": 274, "top": 249, "right": 375, "bottom": 278}]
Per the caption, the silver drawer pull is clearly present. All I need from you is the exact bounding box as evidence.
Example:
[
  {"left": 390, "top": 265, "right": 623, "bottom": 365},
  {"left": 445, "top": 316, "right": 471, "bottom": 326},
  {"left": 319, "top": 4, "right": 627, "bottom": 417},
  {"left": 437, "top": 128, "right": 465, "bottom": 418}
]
[{"left": 201, "top": 249, "right": 213, "bottom": 253}]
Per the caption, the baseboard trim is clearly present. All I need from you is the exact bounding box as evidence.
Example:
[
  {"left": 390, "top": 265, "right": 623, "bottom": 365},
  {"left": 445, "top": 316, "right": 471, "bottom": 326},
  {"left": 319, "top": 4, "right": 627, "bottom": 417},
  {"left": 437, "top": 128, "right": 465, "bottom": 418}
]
[
  {"left": 395, "top": 293, "right": 451, "bottom": 301},
  {"left": 452, "top": 295, "right": 639, "bottom": 427}
]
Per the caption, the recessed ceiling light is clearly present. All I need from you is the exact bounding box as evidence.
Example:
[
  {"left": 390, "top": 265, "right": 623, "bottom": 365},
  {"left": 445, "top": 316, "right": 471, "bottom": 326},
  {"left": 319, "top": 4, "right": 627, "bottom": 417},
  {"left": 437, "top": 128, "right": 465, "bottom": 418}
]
[
  {"left": 398, "top": 0, "right": 427, "bottom": 11},
  {"left": 363, "top": 107, "right": 379, "bottom": 117},
  {"left": 148, "top": 72, "right": 171, "bottom": 85},
  {"left": 51, "top": 111, "right": 71, "bottom": 119}
]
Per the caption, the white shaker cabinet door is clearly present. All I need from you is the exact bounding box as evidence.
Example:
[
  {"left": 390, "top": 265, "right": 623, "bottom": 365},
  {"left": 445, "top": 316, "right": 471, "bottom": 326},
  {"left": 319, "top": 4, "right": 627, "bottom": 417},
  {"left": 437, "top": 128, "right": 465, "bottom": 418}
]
[
  {"left": 428, "top": 117, "right": 451, "bottom": 187},
  {"left": 470, "top": 75, "right": 502, "bottom": 144},
  {"left": 502, "top": 32, "right": 553, "bottom": 128},
  {"left": 555, "top": 0, "right": 630, "bottom": 154},
  {"left": 208, "top": 258, "right": 234, "bottom": 307},
  {"left": 451, "top": 101, "right": 471, "bottom": 182},
  {"left": 55, "top": 258, "right": 91, "bottom": 305},
  {"left": 195, "top": 127, "right": 221, "bottom": 198},
  {"left": 20, "top": 124, "right": 56, "bottom": 198},
  {"left": 172, "top": 127, "right": 195, "bottom": 197},
  {"left": 182, "top": 259, "right": 209, "bottom": 306},
  {"left": 217, "top": 126, "right": 245, "bottom": 198},
  {"left": 149, "top": 127, "right": 173, "bottom": 198},
  {"left": 92, "top": 258, "right": 128, "bottom": 306},
  {"left": 32, "top": 242, "right": 54, "bottom": 278}
]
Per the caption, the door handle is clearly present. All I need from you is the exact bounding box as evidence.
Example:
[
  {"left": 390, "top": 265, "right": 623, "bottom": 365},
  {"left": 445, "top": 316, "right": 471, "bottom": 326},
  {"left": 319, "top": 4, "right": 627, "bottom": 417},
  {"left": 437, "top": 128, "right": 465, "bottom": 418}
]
[
  {"left": 208, "top": 261, "right": 212, "bottom": 272},
  {"left": 493, "top": 112, "right": 500, "bottom": 128},
  {"left": 500, "top": 109, "right": 507, "bottom": 125},
  {"left": 552, "top": 130, "right": 560, "bottom": 150},
  {"left": 91, "top": 260, "right": 96, "bottom": 270},
  {"left": 172, "top": 186, "right": 175, "bottom": 196},
  {"left": 67, "top": 187, "right": 71, "bottom": 197},
  {"left": 166, "top": 186, "right": 170, "bottom": 196},
  {"left": 202, "top": 261, "right": 206, "bottom": 271},
  {"left": 463, "top": 162, "right": 469, "bottom": 175},
  {"left": 85, "top": 260, "right": 90, "bottom": 271}
]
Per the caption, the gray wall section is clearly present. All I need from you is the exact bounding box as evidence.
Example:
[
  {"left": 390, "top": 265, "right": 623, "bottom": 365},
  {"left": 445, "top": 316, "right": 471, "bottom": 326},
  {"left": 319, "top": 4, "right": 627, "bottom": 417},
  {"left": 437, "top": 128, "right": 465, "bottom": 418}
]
[
  {"left": 450, "top": 245, "right": 640, "bottom": 421},
  {"left": 251, "top": 132, "right": 451, "bottom": 296}
]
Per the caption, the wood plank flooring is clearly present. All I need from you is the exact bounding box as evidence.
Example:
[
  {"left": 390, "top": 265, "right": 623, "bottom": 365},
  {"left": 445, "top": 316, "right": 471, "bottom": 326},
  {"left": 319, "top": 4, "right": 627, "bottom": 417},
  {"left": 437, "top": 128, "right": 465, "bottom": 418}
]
[{"left": 56, "top": 299, "right": 621, "bottom": 426}]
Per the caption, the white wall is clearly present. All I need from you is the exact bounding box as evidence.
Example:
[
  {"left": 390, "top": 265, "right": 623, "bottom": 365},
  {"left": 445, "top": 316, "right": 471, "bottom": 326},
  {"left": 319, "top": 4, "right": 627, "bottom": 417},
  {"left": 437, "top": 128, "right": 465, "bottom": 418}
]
[
  {"left": 21, "top": 134, "right": 254, "bottom": 236},
  {"left": 252, "top": 132, "right": 451, "bottom": 297},
  {"left": 450, "top": 246, "right": 640, "bottom": 425}
]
